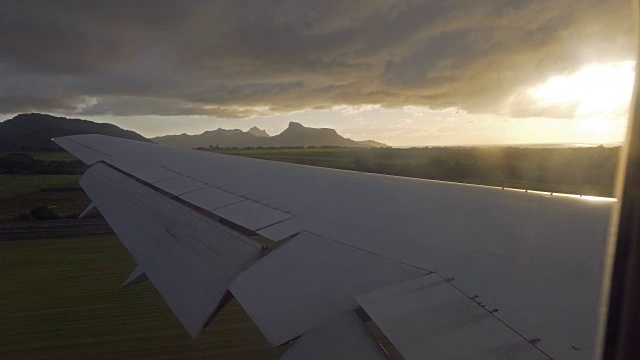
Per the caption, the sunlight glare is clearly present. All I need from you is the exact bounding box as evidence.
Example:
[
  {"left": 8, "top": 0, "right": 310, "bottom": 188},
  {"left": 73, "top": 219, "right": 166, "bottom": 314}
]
[
  {"left": 528, "top": 61, "right": 635, "bottom": 136},
  {"left": 579, "top": 117, "right": 611, "bottom": 133}
]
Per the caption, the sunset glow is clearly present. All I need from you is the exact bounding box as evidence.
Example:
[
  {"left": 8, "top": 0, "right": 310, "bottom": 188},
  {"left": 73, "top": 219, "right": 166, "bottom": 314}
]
[
  {"left": 528, "top": 61, "right": 635, "bottom": 137},
  {"left": 0, "top": 1, "right": 635, "bottom": 146}
]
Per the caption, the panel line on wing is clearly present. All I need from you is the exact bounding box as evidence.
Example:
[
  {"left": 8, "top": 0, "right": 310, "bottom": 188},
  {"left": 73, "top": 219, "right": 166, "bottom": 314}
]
[
  {"left": 179, "top": 186, "right": 247, "bottom": 211},
  {"left": 303, "top": 230, "right": 432, "bottom": 272},
  {"left": 229, "top": 231, "right": 428, "bottom": 346},
  {"left": 254, "top": 215, "right": 297, "bottom": 232},
  {"left": 103, "top": 161, "right": 267, "bottom": 254},
  {"left": 212, "top": 200, "right": 294, "bottom": 232},
  {"left": 100, "top": 162, "right": 280, "bottom": 251},
  {"left": 280, "top": 311, "right": 389, "bottom": 360},
  {"left": 66, "top": 136, "right": 113, "bottom": 158},
  {"left": 357, "top": 274, "right": 550, "bottom": 360},
  {"left": 150, "top": 174, "right": 182, "bottom": 183},
  {"left": 80, "top": 163, "right": 264, "bottom": 338},
  {"left": 431, "top": 272, "right": 552, "bottom": 358},
  {"left": 101, "top": 161, "right": 294, "bottom": 240}
]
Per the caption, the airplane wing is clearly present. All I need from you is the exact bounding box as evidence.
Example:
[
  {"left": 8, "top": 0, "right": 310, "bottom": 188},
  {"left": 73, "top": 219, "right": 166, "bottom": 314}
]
[{"left": 53, "top": 134, "right": 613, "bottom": 359}]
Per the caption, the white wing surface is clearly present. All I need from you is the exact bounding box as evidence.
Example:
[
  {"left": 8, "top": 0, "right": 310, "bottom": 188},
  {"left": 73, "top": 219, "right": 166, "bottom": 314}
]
[
  {"left": 279, "top": 311, "right": 389, "bottom": 360},
  {"left": 229, "top": 231, "right": 427, "bottom": 346},
  {"left": 79, "top": 163, "right": 263, "bottom": 338},
  {"left": 54, "top": 134, "right": 613, "bottom": 359}
]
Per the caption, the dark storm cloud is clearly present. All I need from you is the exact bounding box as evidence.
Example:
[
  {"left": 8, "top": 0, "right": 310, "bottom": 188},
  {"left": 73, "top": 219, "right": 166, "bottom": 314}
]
[{"left": 0, "top": 0, "right": 634, "bottom": 118}]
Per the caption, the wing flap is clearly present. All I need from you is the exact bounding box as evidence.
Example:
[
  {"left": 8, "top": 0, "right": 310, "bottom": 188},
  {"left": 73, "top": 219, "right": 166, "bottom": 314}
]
[
  {"left": 229, "top": 231, "right": 427, "bottom": 346},
  {"left": 357, "top": 275, "right": 546, "bottom": 360},
  {"left": 80, "top": 163, "right": 263, "bottom": 338},
  {"left": 280, "top": 311, "right": 388, "bottom": 360},
  {"left": 437, "top": 254, "right": 600, "bottom": 359}
]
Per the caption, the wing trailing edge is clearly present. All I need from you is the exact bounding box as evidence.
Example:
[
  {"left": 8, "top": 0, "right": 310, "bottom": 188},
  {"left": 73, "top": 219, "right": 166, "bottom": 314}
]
[
  {"left": 229, "top": 231, "right": 427, "bottom": 346},
  {"left": 79, "top": 163, "right": 263, "bottom": 338},
  {"left": 280, "top": 311, "right": 388, "bottom": 360}
]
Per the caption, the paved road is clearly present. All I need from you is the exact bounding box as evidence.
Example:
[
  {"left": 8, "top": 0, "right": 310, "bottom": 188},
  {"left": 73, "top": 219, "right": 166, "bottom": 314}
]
[{"left": 0, "top": 218, "right": 114, "bottom": 240}]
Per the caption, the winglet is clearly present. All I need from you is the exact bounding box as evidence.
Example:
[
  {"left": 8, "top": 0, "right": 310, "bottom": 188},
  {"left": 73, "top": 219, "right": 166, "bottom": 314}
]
[{"left": 123, "top": 265, "right": 149, "bottom": 288}]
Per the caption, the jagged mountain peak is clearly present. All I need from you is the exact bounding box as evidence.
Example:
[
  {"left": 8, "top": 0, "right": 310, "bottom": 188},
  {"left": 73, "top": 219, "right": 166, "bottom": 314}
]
[
  {"left": 248, "top": 126, "right": 270, "bottom": 137},
  {"left": 287, "top": 121, "right": 305, "bottom": 129},
  {"left": 203, "top": 128, "right": 243, "bottom": 135},
  {"left": 152, "top": 122, "right": 388, "bottom": 149},
  {"left": 282, "top": 122, "right": 337, "bottom": 134}
]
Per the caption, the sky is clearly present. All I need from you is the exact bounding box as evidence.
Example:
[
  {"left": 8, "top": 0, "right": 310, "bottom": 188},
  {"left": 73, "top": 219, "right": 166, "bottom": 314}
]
[{"left": 0, "top": 0, "right": 636, "bottom": 146}]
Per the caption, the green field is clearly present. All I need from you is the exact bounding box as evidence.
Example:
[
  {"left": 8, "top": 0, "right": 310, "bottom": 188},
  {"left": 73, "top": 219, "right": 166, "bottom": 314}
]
[
  {"left": 213, "top": 146, "right": 618, "bottom": 197},
  {"left": 0, "top": 236, "right": 286, "bottom": 359},
  {"left": 0, "top": 175, "right": 88, "bottom": 221},
  {"left": 0, "top": 174, "right": 81, "bottom": 196},
  {"left": 0, "top": 152, "right": 77, "bottom": 162},
  {"left": 218, "top": 148, "right": 362, "bottom": 170}
]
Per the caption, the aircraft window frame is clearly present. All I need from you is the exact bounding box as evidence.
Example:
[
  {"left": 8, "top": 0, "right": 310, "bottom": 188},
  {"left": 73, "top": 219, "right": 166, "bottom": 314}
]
[{"left": 599, "top": 6, "right": 640, "bottom": 357}]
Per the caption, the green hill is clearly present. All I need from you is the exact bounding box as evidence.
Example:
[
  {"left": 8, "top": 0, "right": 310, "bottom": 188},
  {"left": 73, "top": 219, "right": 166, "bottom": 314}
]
[{"left": 0, "top": 113, "right": 150, "bottom": 151}]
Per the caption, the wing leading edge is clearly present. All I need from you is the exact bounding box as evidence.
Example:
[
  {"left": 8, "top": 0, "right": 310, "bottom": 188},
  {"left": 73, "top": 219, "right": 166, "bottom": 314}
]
[{"left": 55, "top": 134, "right": 613, "bottom": 359}]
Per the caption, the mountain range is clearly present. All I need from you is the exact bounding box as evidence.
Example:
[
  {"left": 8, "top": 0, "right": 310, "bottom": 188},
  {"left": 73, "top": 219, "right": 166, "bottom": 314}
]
[
  {"left": 0, "top": 113, "right": 150, "bottom": 151},
  {"left": 0, "top": 113, "right": 388, "bottom": 152},
  {"left": 152, "top": 122, "right": 388, "bottom": 148}
]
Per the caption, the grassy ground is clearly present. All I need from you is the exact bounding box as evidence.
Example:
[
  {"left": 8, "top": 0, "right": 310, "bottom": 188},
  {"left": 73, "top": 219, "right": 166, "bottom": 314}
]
[
  {"left": 213, "top": 147, "right": 617, "bottom": 197},
  {"left": 0, "top": 175, "right": 81, "bottom": 196},
  {"left": 0, "top": 152, "right": 77, "bottom": 162},
  {"left": 0, "top": 235, "right": 285, "bottom": 359},
  {"left": 0, "top": 175, "right": 88, "bottom": 221},
  {"left": 218, "top": 148, "right": 361, "bottom": 170}
]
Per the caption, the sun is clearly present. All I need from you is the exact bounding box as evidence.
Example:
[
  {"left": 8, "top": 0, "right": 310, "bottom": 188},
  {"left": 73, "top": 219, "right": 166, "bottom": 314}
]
[{"left": 528, "top": 61, "right": 635, "bottom": 136}]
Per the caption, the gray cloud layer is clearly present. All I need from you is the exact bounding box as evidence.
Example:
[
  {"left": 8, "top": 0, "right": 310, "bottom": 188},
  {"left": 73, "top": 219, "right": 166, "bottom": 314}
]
[{"left": 0, "top": 0, "right": 634, "bottom": 118}]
